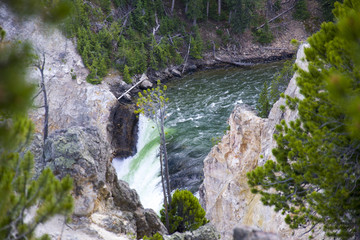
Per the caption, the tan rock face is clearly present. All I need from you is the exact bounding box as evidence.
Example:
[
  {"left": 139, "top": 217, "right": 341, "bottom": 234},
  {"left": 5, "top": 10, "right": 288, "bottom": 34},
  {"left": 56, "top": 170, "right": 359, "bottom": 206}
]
[{"left": 200, "top": 45, "right": 320, "bottom": 240}]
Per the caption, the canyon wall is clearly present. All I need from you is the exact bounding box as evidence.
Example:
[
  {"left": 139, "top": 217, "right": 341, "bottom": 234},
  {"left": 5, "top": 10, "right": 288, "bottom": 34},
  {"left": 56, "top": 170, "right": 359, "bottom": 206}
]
[
  {"left": 0, "top": 4, "right": 165, "bottom": 239},
  {"left": 199, "top": 44, "right": 325, "bottom": 240}
]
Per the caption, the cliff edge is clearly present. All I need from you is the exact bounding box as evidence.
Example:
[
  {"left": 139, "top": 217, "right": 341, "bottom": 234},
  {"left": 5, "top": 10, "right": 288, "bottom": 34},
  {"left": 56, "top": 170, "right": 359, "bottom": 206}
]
[{"left": 199, "top": 44, "right": 322, "bottom": 240}]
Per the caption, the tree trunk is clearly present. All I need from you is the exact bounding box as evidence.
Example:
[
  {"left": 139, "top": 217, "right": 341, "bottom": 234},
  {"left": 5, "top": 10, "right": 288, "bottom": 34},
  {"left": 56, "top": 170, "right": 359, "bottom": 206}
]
[
  {"left": 218, "top": 0, "right": 221, "bottom": 16},
  {"left": 160, "top": 114, "right": 172, "bottom": 205},
  {"left": 185, "top": 3, "right": 188, "bottom": 13},
  {"left": 266, "top": 0, "right": 272, "bottom": 18},
  {"left": 171, "top": 0, "right": 175, "bottom": 15},
  {"left": 159, "top": 145, "right": 170, "bottom": 231},
  {"left": 206, "top": 0, "right": 209, "bottom": 18}
]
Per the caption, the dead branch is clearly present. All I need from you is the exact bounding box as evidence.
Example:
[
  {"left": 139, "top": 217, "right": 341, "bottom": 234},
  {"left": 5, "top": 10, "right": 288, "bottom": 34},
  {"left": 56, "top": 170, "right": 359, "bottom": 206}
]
[
  {"left": 256, "top": 4, "right": 296, "bottom": 30},
  {"left": 182, "top": 38, "right": 191, "bottom": 74}
]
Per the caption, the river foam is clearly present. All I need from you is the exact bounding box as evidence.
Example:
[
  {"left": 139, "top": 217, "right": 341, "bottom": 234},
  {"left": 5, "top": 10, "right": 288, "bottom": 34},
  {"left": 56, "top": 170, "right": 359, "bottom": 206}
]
[{"left": 113, "top": 114, "right": 163, "bottom": 214}]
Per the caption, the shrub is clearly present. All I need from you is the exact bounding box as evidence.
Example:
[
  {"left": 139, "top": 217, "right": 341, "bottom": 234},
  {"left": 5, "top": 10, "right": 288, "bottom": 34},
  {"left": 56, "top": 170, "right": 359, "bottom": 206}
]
[
  {"left": 123, "top": 64, "right": 132, "bottom": 84},
  {"left": 143, "top": 232, "right": 163, "bottom": 240},
  {"left": 253, "top": 22, "right": 273, "bottom": 44},
  {"left": 160, "top": 189, "right": 208, "bottom": 234}
]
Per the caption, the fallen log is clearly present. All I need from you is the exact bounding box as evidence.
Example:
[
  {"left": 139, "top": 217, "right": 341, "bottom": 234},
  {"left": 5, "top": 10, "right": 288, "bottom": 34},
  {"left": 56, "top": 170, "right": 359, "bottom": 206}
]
[{"left": 214, "top": 56, "right": 254, "bottom": 67}]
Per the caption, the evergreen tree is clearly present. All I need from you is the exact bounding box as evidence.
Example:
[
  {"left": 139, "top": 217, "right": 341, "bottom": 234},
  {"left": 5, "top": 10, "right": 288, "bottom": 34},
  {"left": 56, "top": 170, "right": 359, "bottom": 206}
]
[
  {"left": 256, "top": 81, "right": 271, "bottom": 118},
  {"left": 293, "top": 0, "right": 310, "bottom": 21},
  {"left": 123, "top": 64, "right": 132, "bottom": 84},
  {"left": 189, "top": 27, "right": 203, "bottom": 59},
  {"left": 269, "top": 59, "right": 295, "bottom": 105},
  {"left": 187, "top": 0, "right": 204, "bottom": 25},
  {"left": 247, "top": 0, "right": 360, "bottom": 238},
  {"left": 160, "top": 189, "right": 208, "bottom": 234}
]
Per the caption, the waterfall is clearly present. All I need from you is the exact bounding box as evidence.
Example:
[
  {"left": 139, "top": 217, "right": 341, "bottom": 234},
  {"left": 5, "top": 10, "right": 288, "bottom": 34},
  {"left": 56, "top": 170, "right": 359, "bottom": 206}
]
[{"left": 113, "top": 114, "right": 163, "bottom": 214}]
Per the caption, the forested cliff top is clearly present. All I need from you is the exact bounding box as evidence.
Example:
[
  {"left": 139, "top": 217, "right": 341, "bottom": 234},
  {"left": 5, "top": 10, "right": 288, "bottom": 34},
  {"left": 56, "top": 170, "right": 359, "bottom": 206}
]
[{"left": 60, "top": 0, "right": 338, "bottom": 84}]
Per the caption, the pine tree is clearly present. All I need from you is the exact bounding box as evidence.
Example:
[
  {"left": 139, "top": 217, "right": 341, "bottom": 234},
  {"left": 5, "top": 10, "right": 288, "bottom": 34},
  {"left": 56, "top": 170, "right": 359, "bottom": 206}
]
[
  {"left": 256, "top": 81, "right": 270, "bottom": 118},
  {"left": 160, "top": 189, "right": 208, "bottom": 234},
  {"left": 189, "top": 27, "right": 203, "bottom": 59},
  {"left": 123, "top": 64, "right": 132, "bottom": 84},
  {"left": 187, "top": 0, "right": 204, "bottom": 25},
  {"left": 247, "top": 0, "right": 360, "bottom": 238}
]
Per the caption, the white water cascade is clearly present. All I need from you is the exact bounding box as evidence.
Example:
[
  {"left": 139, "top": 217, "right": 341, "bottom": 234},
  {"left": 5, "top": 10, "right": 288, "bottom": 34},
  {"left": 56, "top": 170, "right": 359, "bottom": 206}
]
[{"left": 113, "top": 114, "right": 163, "bottom": 214}]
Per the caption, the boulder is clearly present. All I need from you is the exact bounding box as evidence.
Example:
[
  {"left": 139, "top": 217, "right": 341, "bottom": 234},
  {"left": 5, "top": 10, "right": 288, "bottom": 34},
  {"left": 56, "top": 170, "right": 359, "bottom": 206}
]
[
  {"left": 171, "top": 68, "right": 182, "bottom": 77},
  {"left": 188, "top": 64, "right": 197, "bottom": 71},
  {"left": 139, "top": 74, "right": 153, "bottom": 89},
  {"left": 164, "top": 68, "right": 173, "bottom": 78},
  {"left": 233, "top": 226, "right": 281, "bottom": 240}
]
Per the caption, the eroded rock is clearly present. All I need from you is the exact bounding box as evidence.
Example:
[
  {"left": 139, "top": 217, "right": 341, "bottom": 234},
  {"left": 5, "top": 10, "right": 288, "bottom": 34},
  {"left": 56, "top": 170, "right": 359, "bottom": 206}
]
[
  {"left": 163, "top": 224, "right": 219, "bottom": 240},
  {"left": 233, "top": 226, "right": 281, "bottom": 240},
  {"left": 200, "top": 44, "right": 324, "bottom": 240}
]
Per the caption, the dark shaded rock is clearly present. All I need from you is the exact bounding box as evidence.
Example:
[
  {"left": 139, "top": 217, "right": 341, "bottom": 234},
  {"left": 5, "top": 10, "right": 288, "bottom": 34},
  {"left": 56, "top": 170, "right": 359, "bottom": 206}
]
[
  {"left": 233, "top": 226, "right": 281, "bottom": 240},
  {"left": 164, "top": 68, "right": 173, "bottom": 78},
  {"left": 112, "top": 180, "right": 142, "bottom": 211},
  {"left": 145, "top": 209, "right": 168, "bottom": 235},
  {"left": 171, "top": 68, "right": 182, "bottom": 77},
  {"left": 109, "top": 102, "right": 138, "bottom": 158},
  {"left": 139, "top": 74, "right": 153, "bottom": 89}
]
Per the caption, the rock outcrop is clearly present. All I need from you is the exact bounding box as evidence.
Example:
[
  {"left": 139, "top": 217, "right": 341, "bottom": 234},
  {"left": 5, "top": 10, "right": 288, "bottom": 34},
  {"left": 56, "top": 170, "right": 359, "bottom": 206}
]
[
  {"left": 233, "top": 226, "right": 281, "bottom": 240},
  {"left": 163, "top": 224, "right": 219, "bottom": 240},
  {"left": 0, "top": 3, "right": 166, "bottom": 239},
  {"left": 200, "top": 44, "right": 323, "bottom": 239}
]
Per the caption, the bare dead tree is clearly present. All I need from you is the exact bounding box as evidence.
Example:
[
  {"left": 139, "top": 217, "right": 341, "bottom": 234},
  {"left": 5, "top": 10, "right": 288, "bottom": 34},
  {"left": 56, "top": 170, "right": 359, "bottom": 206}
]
[
  {"left": 33, "top": 52, "right": 49, "bottom": 167},
  {"left": 34, "top": 52, "right": 49, "bottom": 143},
  {"left": 256, "top": 4, "right": 296, "bottom": 30}
]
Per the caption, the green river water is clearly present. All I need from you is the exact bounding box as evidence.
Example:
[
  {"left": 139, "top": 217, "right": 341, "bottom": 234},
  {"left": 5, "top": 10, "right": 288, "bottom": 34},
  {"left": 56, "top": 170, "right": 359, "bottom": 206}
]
[{"left": 114, "top": 62, "right": 284, "bottom": 212}]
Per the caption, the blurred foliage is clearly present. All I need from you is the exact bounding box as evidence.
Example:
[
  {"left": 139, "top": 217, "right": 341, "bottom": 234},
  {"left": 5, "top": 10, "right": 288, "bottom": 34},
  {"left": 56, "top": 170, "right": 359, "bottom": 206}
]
[{"left": 0, "top": 1, "right": 74, "bottom": 239}]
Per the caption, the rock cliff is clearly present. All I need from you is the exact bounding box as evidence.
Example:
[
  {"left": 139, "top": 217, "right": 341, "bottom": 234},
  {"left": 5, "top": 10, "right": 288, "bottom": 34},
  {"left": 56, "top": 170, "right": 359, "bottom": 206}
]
[
  {"left": 0, "top": 3, "right": 165, "bottom": 239},
  {"left": 199, "top": 44, "right": 322, "bottom": 239}
]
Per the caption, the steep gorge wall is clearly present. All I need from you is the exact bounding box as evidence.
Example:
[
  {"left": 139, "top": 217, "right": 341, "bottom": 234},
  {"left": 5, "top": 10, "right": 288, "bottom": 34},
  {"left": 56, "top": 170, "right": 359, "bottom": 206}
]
[
  {"left": 200, "top": 44, "right": 321, "bottom": 239},
  {"left": 0, "top": 4, "right": 165, "bottom": 239}
]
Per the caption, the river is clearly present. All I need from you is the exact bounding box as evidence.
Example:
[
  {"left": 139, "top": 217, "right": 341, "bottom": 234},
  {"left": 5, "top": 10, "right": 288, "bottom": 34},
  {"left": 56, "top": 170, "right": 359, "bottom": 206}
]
[{"left": 113, "top": 62, "right": 284, "bottom": 213}]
